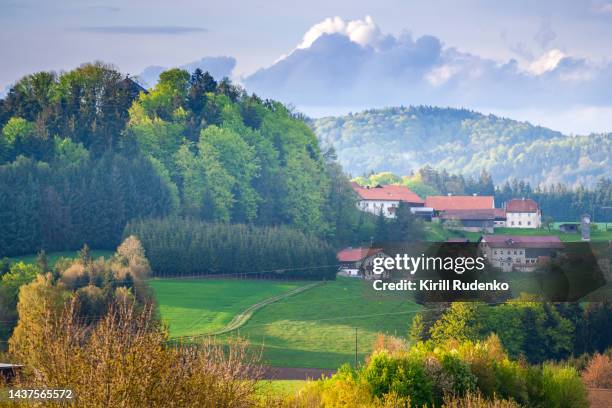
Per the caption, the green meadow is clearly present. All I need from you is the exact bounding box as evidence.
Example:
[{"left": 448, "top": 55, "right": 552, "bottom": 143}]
[
  {"left": 151, "top": 277, "right": 420, "bottom": 369},
  {"left": 149, "top": 279, "right": 305, "bottom": 338}
]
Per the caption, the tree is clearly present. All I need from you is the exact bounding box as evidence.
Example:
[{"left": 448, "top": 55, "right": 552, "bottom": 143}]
[{"left": 543, "top": 215, "right": 554, "bottom": 231}]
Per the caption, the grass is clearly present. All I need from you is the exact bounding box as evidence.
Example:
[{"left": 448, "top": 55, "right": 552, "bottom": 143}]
[
  {"left": 7, "top": 250, "right": 114, "bottom": 267},
  {"left": 428, "top": 224, "right": 612, "bottom": 243},
  {"left": 223, "top": 277, "right": 420, "bottom": 369},
  {"left": 152, "top": 277, "right": 420, "bottom": 369},
  {"left": 257, "top": 380, "right": 308, "bottom": 397},
  {"left": 149, "top": 279, "right": 306, "bottom": 338}
]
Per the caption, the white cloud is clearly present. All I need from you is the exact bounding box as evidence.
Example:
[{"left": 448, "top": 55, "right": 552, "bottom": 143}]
[
  {"left": 526, "top": 49, "right": 566, "bottom": 75},
  {"left": 297, "top": 15, "right": 384, "bottom": 49},
  {"left": 426, "top": 65, "right": 457, "bottom": 86},
  {"left": 244, "top": 16, "right": 612, "bottom": 134}
]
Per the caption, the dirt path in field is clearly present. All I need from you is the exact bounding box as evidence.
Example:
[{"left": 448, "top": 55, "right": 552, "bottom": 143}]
[
  {"left": 260, "top": 366, "right": 335, "bottom": 380},
  {"left": 587, "top": 388, "right": 612, "bottom": 408},
  {"left": 208, "top": 281, "right": 323, "bottom": 336}
]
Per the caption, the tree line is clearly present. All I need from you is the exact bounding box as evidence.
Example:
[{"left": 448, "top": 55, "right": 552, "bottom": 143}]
[{"left": 123, "top": 218, "right": 338, "bottom": 279}]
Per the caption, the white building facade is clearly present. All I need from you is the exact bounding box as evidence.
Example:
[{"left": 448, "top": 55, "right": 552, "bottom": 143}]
[{"left": 505, "top": 198, "right": 541, "bottom": 229}]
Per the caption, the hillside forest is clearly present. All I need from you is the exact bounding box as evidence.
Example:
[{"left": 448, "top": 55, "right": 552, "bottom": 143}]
[
  {"left": 314, "top": 106, "right": 612, "bottom": 187},
  {"left": 0, "top": 63, "right": 368, "bottom": 258}
]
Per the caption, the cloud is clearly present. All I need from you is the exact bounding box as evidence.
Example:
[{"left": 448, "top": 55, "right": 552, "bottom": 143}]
[
  {"left": 243, "top": 15, "right": 612, "bottom": 129},
  {"left": 297, "top": 16, "right": 386, "bottom": 50},
  {"left": 593, "top": 2, "right": 612, "bottom": 14},
  {"left": 526, "top": 49, "right": 566, "bottom": 75},
  {"left": 78, "top": 26, "right": 207, "bottom": 35},
  {"left": 137, "top": 56, "right": 236, "bottom": 88}
]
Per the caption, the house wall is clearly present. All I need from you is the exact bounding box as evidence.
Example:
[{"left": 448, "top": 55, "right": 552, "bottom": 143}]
[
  {"left": 357, "top": 200, "right": 400, "bottom": 218},
  {"left": 481, "top": 244, "right": 539, "bottom": 272},
  {"left": 506, "top": 211, "right": 541, "bottom": 228}
]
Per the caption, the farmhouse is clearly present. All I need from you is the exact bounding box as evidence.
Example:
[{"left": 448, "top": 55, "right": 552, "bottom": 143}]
[
  {"left": 351, "top": 182, "right": 424, "bottom": 218},
  {"left": 493, "top": 208, "right": 507, "bottom": 228},
  {"left": 336, "top": 247, "right": 390, "bottom": 279},
  {"left": 504, "top": 198, "right": 541, "bottom": 228},
  {"left": 479, "top": 235, "right": 563, "bottom": 272},
  {"left": 438, "top": 209, "right": 496, "bottom": 233}
]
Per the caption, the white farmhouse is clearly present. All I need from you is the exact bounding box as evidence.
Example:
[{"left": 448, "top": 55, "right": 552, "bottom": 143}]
[
  {"left": 479, "top": 235, "right": 563, "bottom": 272},
  {"left": 351, "top": 182, "right": 425, "bottom": 218},
  {"left": 504, "top": 198, "right": 541, "bottom": 228}
]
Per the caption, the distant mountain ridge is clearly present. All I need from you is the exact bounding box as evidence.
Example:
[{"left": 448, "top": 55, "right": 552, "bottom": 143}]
[{"left": 312, "top": 106, "right": 611, "bottom": 186}]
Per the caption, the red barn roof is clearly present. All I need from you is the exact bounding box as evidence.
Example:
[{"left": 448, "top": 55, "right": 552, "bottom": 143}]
[
  {"left": 480, "top": 235, "right": 563, "bottom": 249},
  {"left": 506, "top": 198, "right": 539, "bottom": 213},
  {"left": 439, "top": 209, "right": 496, "bottom": 220},
  {"left": 351, "top": 183, "right": 424, "bottom": 204},
  {"left": 337, "top": 247, "right": 383, "bottom": 262},
  {"left": 425, "top": 195, "right": 494, "bottom": 211}
]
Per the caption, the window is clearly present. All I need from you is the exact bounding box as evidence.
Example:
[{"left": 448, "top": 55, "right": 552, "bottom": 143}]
[
  {"left": 518, "top": 221, "right": 522, "bottom": 226},
  {"left": 513, "top": 251, "right": 517, "bottom": 255},
  {"left": 511, "top": 221, "right": 515, "bottom": 226},
  {"left": 527, "top": 221, "right": 531, "bottom": 226}
]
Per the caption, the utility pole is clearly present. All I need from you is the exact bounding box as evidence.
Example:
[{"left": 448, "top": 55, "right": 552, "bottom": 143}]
[{"left": 354, "top": 327, "right": 358, "bottom": 368}]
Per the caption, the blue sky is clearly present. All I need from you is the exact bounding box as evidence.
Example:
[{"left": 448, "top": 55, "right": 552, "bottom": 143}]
[{"left": 2, "top": 0, "right": 612, "bottom": 134}]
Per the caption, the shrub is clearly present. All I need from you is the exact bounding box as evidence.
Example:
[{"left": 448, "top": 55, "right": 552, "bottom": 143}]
[
  {"left": 9, "top": 298, "right": 261, "bottom": 407},
  {"left": 362, "top": 351, "right": 434, "bottom": 407},
  {"left": 583, "top": 353, "right": 612, "bottom": 388},
  {"left": 541, "top": 364, "right": 589, "bottom": 408},
  {"left": 441, "top": 392, "right": 521, "bottom": 408}
]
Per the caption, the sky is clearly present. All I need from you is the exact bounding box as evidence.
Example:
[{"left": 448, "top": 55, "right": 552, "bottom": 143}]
[{"left": 1, "top": 0, "right": 612, "bottom": 134}]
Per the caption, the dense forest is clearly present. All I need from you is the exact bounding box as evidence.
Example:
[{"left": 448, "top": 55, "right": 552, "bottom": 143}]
[
  {"left": 314, "top": 106, "right": 612, "bottom": 187},
  {"left": 123, "top": 218, "right": 337, "bottom": 279},
  {"left": 0, "top": 63, "right": 368, "bottom": 257},
  {"left": 355, "top": 168, "right": 612, "bottom": 222}
]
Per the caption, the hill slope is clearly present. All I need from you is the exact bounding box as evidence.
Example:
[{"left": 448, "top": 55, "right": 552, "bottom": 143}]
[{"left": 313, "top": 106, "right": 611, "bottom": 186}]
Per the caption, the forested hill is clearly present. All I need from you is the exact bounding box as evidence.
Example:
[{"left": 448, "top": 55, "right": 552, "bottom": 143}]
[
  {"left": 313, "top": 106, "right": 611, "bottom": 186},
  {"left": 0, "top": 63, "right": 365, "bottom": 257}
]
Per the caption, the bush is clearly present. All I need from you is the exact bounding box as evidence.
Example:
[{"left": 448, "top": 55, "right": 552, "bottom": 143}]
[
  {"left": 441, "top": 392, "right": 521, "bottom": 408},
  {"left": 362, "top": 351, "right": 434, "bottom": 407},
  {"left": 541, "top": 364, "right": 589, "bottom": 408},
  {"left": 9, "top": 298, "right": 261, "bottom": 407},
  {"left": 583, "top": 353, "right": 612, "bottom": 388}
]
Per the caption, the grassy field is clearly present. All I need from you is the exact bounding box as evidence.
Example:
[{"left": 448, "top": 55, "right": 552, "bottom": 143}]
[
  {"left": 7, "top": 249, "right": 114, "bottom": 267},
  {"left": 151, "top": 277, "right": 420, "bottom": 369},
  {"left": 257, "top": 380, "right": 308, "bottom": 397},
  {"left": 429, "top": 223, "right": 612, "bottom": 243},
  {"left": 220, "top": 277, "right": 420, "bottom": 369},
  {"left": 149, "top": 279, "right": 306, "bottom": 338}
]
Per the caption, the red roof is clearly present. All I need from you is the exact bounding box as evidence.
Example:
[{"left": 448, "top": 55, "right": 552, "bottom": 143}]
[
  {"left": 480, "top": 235, "right": 563, "bottom": 249},
  {"left": 493, "top": 208, "right": 506, "bottom": 219},
  {"left": 425, "top": 195, "right": 494, "bottom": 211},
  {"left": 506, "top": 198, "right": 539, "bottom": 213},
  {"left": 351, "top": 183, "right": 424, "bottom": 204},
  {"left": 337, "top": 247, "right": 383, "bottom": 262}
]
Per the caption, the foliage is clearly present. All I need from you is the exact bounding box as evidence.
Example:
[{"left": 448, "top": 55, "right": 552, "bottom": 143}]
[
  {"left": 582, "top": 353, "right": 612, "bottom": 388},
  {"left": 279, "top": 336, "right": 587, "bottom": 407},
  {"left": 541, "top": 364, "right": 589, "bottom": 408},
  {"left": 8, "top": 298, "right": 261, "bottom": 408},
  {"left": 123, "top": 217, "right": 337, "bottom": 279},
  {"left": 425, "top": 299, "right": 575, "bottom": 364},
  {"left": 0, "top": 64, "right": 371, "bottom": 257}
]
